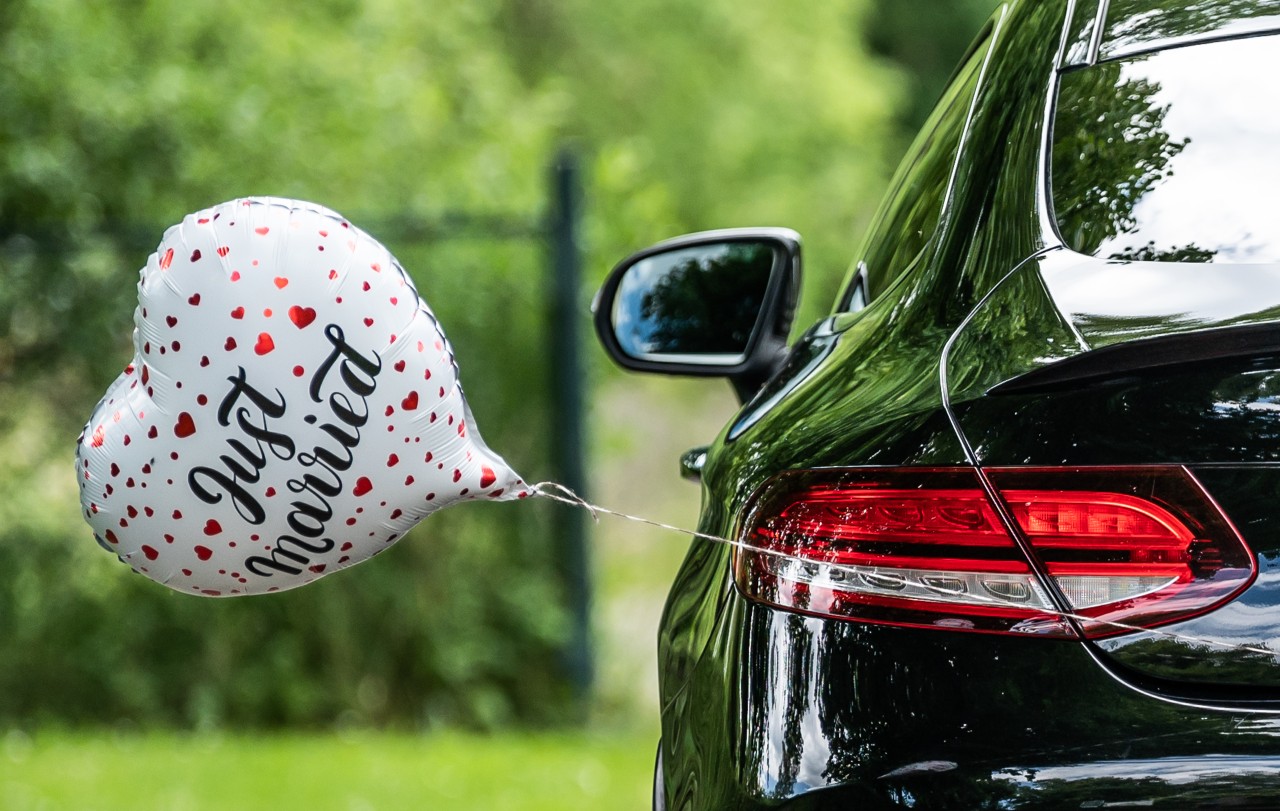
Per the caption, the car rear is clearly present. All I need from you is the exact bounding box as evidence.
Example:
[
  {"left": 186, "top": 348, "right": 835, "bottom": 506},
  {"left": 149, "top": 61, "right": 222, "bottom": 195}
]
[
  {"left": 667, "top": 340, "right": 1280, "bottom": 808},
  {"left": 949, "top": 14, "right": 1280, "bottom": 697},
  {"left": 656, "top": 6, "right": 1280, "bottom": 810}
]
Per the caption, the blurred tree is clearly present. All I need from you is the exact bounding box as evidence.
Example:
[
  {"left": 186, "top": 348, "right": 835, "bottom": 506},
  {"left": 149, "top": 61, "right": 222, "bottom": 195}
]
[
  {"left": 864, "top": 0, "right": 998, "bottom": 136},
  {"left": 0, "top": 0, "right": 567, "bottom": 731},
  {"left": 501, "top": 0, "right": 904, "bottom": 318},
  {"left": 0, "top": 0, "right": 903, "bottom": 729}
]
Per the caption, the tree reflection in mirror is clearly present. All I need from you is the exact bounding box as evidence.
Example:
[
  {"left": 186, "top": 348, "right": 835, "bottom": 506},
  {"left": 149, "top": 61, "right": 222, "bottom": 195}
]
[{"left": 611, "top": 241, "right": 776, "bottom": 363}]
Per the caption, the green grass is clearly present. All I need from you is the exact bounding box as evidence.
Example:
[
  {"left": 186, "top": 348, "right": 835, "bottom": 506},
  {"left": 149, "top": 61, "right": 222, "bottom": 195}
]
[{"left": 0, "top": 730, "right": 655, "bottom": 811}]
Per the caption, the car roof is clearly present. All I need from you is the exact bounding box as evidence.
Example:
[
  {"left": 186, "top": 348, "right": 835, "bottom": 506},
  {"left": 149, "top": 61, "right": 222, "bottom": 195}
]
[{"left": 1061, "top": 0, "right": 1280, "bottom": 67}]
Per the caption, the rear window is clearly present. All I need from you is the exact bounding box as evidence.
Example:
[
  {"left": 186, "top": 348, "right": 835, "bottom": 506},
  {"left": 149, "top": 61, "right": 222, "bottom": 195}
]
[{"left": 1052, "top": 33, "right": 1280, "bottom": 263}]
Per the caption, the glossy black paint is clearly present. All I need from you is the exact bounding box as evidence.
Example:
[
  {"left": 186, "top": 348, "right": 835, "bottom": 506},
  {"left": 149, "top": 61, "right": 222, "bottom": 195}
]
[{"left": 599, "top": 1, "right": 1280, "bottom": 808}]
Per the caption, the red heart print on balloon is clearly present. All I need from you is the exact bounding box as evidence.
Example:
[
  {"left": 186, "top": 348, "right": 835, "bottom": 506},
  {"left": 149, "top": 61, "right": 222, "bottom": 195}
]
[
  {"left": 288, "top": 306, "right": 317, "bottom": 329},
  {"left": 76, "top": 197, "right": 530, "bottom": 597}
]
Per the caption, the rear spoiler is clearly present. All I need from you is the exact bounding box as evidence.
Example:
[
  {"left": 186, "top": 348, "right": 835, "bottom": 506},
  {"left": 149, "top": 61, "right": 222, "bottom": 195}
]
[{"left": 991, "top": 321, "right": 1280, "bottom": 395}]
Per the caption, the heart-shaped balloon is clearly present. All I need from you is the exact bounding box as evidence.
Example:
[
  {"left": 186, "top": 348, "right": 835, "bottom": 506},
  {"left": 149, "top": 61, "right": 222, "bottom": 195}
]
[{"left": 76, "top": 197, "right": 531, "bottom": 596}]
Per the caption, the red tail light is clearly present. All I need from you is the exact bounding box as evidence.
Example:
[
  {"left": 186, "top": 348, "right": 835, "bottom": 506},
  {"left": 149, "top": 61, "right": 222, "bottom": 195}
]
[{"left": 734, "top": 467, "right": 1255, "bottom": 638}]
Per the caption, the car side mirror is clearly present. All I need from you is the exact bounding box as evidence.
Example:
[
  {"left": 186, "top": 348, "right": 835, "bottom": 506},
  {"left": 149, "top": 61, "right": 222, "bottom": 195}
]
[{"left": 592, "top": 228, "right": 802, "bottom": 401}]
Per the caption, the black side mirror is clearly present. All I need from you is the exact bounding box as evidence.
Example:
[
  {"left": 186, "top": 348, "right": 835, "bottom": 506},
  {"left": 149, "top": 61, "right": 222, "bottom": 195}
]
[{"left": 593, "top": 228, "right": 802, "bottom": 401}]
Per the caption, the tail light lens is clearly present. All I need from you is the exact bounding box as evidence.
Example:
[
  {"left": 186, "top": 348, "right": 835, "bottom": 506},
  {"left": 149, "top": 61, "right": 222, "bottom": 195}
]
[{"left": 734, "top": 467, "right": 1255, "bottom": 638}]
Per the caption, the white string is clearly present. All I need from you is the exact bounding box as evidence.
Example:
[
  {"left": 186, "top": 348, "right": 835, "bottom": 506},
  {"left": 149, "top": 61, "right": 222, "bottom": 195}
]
[{"left": 530, "top": 482, "right": 1280, "bottom": 659}]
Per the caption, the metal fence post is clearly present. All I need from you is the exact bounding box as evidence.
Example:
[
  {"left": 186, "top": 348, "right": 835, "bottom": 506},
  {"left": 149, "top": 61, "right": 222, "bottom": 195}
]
[{"left": 548, "top": 148, "right": 593, "bottom": 709}]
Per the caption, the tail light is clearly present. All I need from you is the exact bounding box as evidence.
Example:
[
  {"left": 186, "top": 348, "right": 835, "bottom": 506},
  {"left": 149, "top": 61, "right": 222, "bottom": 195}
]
[{"left": 734, "top": 467, "right": 1255, "bottom": 638}]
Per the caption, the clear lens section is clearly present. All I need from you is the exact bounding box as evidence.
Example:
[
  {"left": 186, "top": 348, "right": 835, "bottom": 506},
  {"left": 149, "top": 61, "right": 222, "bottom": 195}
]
[
  {"left": 759, "top": 553, "right": 1055, "bottom": 610},
  {"left": 1054, "top": 574, "right": 1179, "bottom": 609}
]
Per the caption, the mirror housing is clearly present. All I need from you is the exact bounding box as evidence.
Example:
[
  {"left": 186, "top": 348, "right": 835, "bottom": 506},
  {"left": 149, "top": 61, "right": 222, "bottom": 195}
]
[{"left": 593, "top": 228, "right": 802, "bottom": 401}]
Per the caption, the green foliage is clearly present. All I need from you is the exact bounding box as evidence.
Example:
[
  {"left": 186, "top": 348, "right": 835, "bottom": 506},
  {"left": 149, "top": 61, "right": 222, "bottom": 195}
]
[
  {"left": 516, "top": 0, "right": 904, "bottom": 318},
  {"left": 865, "top": 0, "right": 999, "bottom": 135},
  {"left": 0, "top": 0, "right": 928, "bottom": 729}
]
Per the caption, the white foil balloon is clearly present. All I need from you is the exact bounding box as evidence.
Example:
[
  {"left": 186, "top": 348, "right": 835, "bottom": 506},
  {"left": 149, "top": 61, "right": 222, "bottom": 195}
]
[{"left": 76, "top": 197, "right": 531, "bottom": 596}]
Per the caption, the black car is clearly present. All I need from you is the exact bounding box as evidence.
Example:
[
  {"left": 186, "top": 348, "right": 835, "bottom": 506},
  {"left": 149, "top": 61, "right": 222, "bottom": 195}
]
[{"left": 594, "top": 1, "right": 1280, "bottom": 808}]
